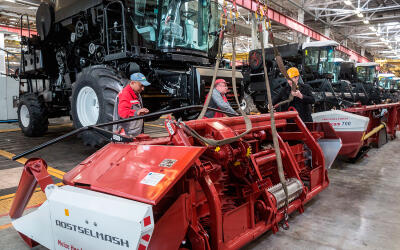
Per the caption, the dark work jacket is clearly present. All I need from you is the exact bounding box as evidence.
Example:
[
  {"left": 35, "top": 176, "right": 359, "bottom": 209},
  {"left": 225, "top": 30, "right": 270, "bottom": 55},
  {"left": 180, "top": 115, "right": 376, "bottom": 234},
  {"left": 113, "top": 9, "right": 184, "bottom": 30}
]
[{"left": 272, "top": 83, "right": 315, "bottom": 122}]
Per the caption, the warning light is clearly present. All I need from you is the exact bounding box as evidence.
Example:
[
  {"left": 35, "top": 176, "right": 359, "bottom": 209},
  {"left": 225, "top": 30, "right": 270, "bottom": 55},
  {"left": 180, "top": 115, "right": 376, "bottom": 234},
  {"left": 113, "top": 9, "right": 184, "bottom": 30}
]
[{"left": 64, "top": 209, "right": 69, "bottom": 216}]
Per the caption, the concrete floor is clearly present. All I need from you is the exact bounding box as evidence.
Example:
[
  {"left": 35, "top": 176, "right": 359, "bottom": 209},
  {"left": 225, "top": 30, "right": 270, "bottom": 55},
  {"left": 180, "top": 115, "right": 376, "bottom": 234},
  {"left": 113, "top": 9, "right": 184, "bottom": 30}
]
[{"left": 0, "top": 120, "right": 400, "bottom": 249}]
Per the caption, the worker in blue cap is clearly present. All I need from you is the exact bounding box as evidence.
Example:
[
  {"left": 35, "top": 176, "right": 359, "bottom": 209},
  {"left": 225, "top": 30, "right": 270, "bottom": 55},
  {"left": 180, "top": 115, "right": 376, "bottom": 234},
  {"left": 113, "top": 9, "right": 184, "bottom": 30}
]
[{"left": 114, "top": 73, "right": 151, "bottom": 137}]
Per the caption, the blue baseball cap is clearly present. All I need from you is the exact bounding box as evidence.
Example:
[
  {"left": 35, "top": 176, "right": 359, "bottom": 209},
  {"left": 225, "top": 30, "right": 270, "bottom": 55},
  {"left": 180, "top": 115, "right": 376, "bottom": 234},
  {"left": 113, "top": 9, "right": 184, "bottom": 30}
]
[{"left": 130, "top": 73, "right": 151, "bottom": 86}]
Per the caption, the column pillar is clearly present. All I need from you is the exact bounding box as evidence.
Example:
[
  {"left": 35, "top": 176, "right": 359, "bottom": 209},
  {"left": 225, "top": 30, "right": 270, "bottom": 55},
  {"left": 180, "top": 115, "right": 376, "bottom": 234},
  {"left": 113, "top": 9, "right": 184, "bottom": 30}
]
[
  {"left": 0, "top": 33, "right": 5, "bottom": 74},
  {"left": 324, "top": 26, "right": 331, "bottom": 38},
  {"left": 251, "top": 13, "right": 268, "bottom": 49},
  {"left": 251, "top": 13, "right": 260, "bottom": 49},
  {"left": 297, "top": 4, "right": 307, "bottom": 43},
  {"left": 361, "top": 48, "right": 365, "bottom": 56}
]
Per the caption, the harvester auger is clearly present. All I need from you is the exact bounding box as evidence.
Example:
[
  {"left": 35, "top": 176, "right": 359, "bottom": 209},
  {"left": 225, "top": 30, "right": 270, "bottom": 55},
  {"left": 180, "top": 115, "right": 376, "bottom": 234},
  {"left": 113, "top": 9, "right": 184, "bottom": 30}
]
[{"left": 10, "top": 106, "right": 342, "bottom": 250}]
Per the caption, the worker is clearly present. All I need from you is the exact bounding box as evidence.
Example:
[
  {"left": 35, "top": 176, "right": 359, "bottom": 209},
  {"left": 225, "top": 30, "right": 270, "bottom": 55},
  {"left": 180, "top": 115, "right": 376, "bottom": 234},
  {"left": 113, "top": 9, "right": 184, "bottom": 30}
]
[
  {"left": 272, "top": 67, "right": 315, "bottom": 122},
  {"left": 115, "top": 73, "right": 150, "bottom": 137},
  {"left": 204, "top": 79, "right": 238, "bottom": 118}
]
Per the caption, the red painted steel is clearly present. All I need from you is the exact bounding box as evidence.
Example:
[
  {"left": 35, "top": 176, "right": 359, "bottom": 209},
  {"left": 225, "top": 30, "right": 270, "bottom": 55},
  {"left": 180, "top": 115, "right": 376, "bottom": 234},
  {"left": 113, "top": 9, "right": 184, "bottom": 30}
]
[
  {"left": 339, "top": 102, "right": 400, "bottom": 158},
  {"left": 13, "top": 111, "right": 341, "bottom": 249},
  {"left": 64, "top": 144, "right": 206, "bottom": 205},
  {"left": 9, "top": 158, "right": 52, "bottom": 219},
  {"left": 229, "top": 0, "right": 369, "bottom": 62},
  {"left": 9, "top": 158, "right": 53, "bottom": 248},
  {"left": 0, "top": 25, "right": 36, "bottom": 37}
]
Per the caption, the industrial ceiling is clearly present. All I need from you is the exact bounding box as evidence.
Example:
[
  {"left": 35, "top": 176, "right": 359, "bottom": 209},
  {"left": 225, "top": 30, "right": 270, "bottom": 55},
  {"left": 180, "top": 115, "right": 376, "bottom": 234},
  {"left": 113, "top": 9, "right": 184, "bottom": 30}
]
[{"left": 0, "top": 0, "right": 398, "bottom": 59}]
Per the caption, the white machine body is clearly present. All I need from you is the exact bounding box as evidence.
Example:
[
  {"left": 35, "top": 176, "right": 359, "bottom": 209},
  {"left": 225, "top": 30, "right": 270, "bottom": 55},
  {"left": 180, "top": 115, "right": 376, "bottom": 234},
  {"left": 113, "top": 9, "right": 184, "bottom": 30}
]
[
  {"left": 12, "top": 185, "right": 154, "bottom": 250},
  {"left": 312, "top": 110, "right": 369, "bottom": 132}
]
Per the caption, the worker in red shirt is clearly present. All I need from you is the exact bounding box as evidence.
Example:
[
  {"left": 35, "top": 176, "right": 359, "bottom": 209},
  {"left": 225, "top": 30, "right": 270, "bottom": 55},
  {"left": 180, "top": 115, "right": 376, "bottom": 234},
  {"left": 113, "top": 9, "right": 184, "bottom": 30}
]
[
  {"left": 114, "top": 73, "right": 150, "bottom": 137},
  {"left": 204, "top": 79, "right": 238, "bottom": 118}
]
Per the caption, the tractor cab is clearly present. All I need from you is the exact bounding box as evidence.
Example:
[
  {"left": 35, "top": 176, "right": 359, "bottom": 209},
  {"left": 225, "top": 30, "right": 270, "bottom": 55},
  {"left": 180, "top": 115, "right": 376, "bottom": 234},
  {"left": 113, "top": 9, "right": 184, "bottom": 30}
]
[
  {"left": 378, "top": 73, "right": 396, "bottom": 90},
  {"left": 356, "top": 62, "right": 378, "bottom": 84},
  {"left": 378, "top": 73, "right": 399, "bottom": 102},
  {"left": 131, "top": 0, "right": 221, "bottom": 59},
  {"left": 302, "top": 40, "right": 339, "bottom": 81},
  {"left": 392, "top": 77, "right": 400, "bottom": 90}
]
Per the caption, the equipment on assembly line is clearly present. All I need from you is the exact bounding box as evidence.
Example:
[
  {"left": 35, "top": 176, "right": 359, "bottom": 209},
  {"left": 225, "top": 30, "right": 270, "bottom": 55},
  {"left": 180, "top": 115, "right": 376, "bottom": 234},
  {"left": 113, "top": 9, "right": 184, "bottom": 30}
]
[
  {"left": 378, "top": 74, "right": 400, "bottom": 102},
  {"left": 10, "top": 105, "right": 342, "bottom": 250},
  {"left": 15, "top": 0, "right": 244, "bottom": 146},
  {"left": 245, "top": 40, "right": 356, "bottom": 112},
  {"left": 10, "top": 2, "right": 344, "bottom": 249},
  {"left": 354, "top": 62, "right": 382, "bottom": 104},
  {"left": 313, "top": 102, "right": 400, "bottom": 161},
  {"left": 244, "top": 40, "right": 387, "bottom": 113}
]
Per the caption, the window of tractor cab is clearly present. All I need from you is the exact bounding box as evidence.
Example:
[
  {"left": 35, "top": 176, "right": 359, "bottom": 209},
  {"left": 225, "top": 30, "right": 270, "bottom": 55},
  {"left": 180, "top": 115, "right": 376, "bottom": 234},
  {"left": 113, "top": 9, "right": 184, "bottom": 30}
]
[
  {"left": 132, "top": 0, "right": 220, "bottom": 52},
  {"left": 158, "top": 0, "right": 217, "bottom": 52},
  {"left": 357, "top": 66, "right": 376, "bottom": 84},
  {"left": 303, "top": 47, "right": 335, "bottom": 76},
  {"left": 133, "top": 0, "right": 159, "bottom": 42}
]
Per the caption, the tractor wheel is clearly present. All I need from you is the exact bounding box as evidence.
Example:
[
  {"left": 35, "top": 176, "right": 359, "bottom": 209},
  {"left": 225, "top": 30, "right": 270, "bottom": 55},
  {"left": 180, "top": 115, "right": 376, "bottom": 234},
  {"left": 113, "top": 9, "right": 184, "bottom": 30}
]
[
  {"left": 17, "top": 93, "right": 49, "bottom": 137},
  {"left": 71, "top": 65, "right": 125, "bottom": 147}
]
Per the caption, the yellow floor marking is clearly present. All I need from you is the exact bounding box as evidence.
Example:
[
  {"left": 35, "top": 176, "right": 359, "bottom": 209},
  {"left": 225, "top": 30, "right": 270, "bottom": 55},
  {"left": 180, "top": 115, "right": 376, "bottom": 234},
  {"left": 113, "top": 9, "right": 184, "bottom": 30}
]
[
  {"left": 0, "top": 223, "right": 12, "bottom": 230},
  {"left": 0, "top": 150, "right": 66, "bottom": 180},
  {"left": 0, "top": 183, "right": 63, "bottom": 217},
  {"left": 0, "top": 183, "right": 63, "bottom": 216},
  {"left": 0, "top": 123, "right": 73, "bottom": 133},
  {"left": 0, "top": 128, "right": 20, "bottom": 133},
  {"left": 144, "top": 123, "right": 164, "bottom": 128},
  {"left": 0, "top": 183, "right": 63, "bottom": 201},
  {"left": 0, "top": 148, "right": 65, "bottom": 214}
]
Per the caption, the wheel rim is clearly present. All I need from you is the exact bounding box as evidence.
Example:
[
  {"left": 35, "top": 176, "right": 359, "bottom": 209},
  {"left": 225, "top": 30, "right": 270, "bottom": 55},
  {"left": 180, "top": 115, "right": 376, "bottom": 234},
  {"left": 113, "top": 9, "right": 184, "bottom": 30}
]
[
  {"left": 240, "top": 99, "right": 247, "bottom": 110},
  {"left": 20, "top": 104, "right": 30, "bottom": 128},
  {"left": 76, "top": 86, "right": 99, "bottom": 127}
]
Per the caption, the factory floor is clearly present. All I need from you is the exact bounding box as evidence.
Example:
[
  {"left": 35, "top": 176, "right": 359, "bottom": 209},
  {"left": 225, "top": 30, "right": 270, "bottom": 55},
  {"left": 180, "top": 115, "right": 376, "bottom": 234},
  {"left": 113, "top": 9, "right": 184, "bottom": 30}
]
[{"left": 0, "top": 118, "right": 399, "bottom": 250}]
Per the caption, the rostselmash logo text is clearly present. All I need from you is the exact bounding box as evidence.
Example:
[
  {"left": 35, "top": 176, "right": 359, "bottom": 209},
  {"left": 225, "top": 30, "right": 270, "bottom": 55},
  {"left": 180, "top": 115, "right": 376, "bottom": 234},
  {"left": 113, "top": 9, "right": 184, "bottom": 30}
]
[{"left": 55, "top": 220, "right": 129, "bottom": 248}]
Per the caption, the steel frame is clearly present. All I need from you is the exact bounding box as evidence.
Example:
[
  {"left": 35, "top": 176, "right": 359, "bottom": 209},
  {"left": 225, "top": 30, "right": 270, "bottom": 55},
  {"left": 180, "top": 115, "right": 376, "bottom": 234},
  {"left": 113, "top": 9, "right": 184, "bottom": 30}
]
[{"left": 229, "top": 0, "right": 370, "bottom": 62}]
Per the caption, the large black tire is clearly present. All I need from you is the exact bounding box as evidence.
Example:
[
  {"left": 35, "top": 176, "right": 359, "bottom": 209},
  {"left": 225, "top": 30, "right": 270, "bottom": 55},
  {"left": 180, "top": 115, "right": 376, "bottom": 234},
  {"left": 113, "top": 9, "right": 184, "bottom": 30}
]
[
  {"left": 17, "top": 93, "right": 49, "bottom": 137},
  {"left": 71, "top": 65, "right": 125, "bottom": 147}
]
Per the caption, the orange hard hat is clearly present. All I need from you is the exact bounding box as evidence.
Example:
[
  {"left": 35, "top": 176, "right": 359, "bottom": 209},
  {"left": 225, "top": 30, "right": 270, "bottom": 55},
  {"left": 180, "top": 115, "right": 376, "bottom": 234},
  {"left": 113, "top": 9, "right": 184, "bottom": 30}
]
[{"left": 287, "top": 67, "right": 300, "bottom": 78}]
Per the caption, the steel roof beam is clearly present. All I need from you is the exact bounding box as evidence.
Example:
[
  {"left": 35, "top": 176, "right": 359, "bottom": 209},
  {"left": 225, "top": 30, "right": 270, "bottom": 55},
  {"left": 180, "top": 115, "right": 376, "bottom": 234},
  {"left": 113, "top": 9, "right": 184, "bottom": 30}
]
[{"left": 228, "top": 0, "right": 369, "bottom": 62}]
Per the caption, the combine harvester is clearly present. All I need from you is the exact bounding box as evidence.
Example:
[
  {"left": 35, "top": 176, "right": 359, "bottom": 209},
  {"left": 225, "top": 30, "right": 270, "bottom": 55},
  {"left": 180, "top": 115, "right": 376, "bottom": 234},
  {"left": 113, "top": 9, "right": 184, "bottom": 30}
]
[
  {"left": 9, "top": 107, "right": 342, "bottom": 250},
  {"left": 378, "top": 73, "right": 400, "bottom": 102},
  {"left": 247, "top": 40, "right": 400, "bottom": 161}
]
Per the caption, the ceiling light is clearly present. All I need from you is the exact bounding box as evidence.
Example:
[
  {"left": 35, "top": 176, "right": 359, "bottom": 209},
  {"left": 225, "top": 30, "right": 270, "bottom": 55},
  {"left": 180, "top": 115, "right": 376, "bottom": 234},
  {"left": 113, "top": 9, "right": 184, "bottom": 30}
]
[
  {"left": 388, "top": 45, "right": 393, "bottom": 49},
  {"left": 344, "top": 0, "right": 352, "bottom": 5},
  {"left": 376, "top": 32, "right": 381, "bottom": 36},
  {"left": 369, "top": 26, "right": 376, "bottom": 31},
  {"left": 363, "top": 19, "right": 369, "bottom": 24},
  {"left": 357, "top": 13, "right": 364, "bottom": 18},
  {"left": 380, "top": 37, "right": 385, "bottom": 41},
  {"left": 354, "top": 9, "right": 360, "bottom": 14},
  {"left": 4, "top": 0, "right": 16, "bottom": 2}
]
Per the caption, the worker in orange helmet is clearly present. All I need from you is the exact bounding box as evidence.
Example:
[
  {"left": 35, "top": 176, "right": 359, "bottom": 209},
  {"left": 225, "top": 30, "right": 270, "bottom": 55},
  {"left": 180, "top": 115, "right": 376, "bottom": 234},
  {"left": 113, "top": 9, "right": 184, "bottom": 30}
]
[{"left": 272, "top": 67, "right": 315, "bottom": 122}]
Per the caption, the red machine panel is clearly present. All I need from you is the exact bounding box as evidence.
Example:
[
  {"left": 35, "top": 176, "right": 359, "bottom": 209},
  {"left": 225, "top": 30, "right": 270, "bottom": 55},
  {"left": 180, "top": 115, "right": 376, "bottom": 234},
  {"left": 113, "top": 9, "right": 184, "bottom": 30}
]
[{"left": 65, "top": 144, "right": 205, "bottom": 205}]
